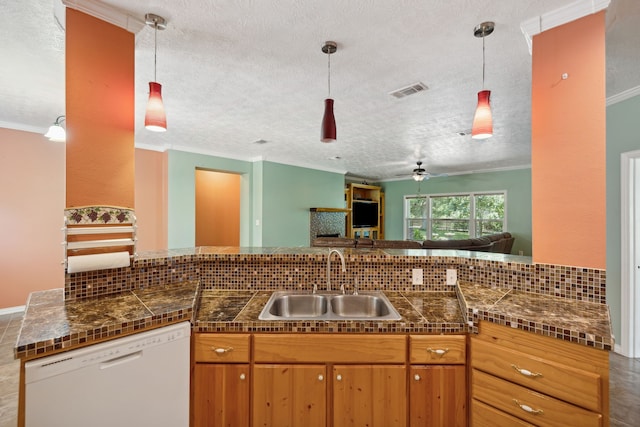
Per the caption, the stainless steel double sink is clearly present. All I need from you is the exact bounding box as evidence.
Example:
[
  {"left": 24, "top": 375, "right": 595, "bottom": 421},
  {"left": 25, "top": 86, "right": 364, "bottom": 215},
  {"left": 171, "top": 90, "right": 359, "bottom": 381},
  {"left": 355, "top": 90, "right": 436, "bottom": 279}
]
[{"left": 258, "top": 291, "right": 402, "bottom": 321}]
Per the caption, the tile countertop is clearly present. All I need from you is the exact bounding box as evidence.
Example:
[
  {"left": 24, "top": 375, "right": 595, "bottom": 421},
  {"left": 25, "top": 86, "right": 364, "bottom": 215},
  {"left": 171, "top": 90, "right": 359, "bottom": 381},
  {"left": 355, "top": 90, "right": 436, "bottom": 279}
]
[
  {"left": 193, "top": 290, "right": 466, "bottom": 334},
  {"left": 193, "top": 283, "right": 613, "bottom": 350},
  {"left": 15, "top": 280, "right": 613, "bottom": 360},
  {"left": 14, "top": 280, "right": 199, "bottom": 360},
  {"left": 457, "top": 282, "right": 613, "bottom": 350}
]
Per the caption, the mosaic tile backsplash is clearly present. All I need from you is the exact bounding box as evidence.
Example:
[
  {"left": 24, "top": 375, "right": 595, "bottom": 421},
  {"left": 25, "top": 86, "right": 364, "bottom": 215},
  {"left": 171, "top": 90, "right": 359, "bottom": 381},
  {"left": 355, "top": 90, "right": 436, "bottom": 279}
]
[{"left": 63, "top": 248, "right": 607, "bottom": 305}]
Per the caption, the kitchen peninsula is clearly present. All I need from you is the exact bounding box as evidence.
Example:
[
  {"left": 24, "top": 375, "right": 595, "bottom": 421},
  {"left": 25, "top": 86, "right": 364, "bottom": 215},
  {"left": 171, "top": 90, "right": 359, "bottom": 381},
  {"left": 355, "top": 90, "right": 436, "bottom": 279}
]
[{"left": 14, "top": 247, "right": 613, "bottom": 426}]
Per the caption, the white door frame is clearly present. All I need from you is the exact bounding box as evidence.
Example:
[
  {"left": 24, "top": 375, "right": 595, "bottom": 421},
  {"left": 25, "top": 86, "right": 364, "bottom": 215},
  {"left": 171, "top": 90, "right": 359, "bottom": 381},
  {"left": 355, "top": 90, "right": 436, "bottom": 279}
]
[{"left": 620, "top": 149, "right": 640, "bottom": 357}]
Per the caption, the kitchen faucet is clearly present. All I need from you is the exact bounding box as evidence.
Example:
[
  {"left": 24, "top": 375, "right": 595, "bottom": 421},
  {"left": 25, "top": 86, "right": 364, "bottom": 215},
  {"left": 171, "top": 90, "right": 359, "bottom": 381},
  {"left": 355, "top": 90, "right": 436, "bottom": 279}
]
[{"left": 326, "top": 248, "right": 346, "bottom": 293}]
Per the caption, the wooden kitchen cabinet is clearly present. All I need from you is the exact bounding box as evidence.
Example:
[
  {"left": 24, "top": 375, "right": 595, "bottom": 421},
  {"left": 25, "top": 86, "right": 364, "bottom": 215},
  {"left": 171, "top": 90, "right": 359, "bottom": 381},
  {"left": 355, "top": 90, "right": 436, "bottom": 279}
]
[
  {"left": 253, "top": 364, "right": 327, "bottom": 427},
  {"left": 410, "top": 365, "right": 466, "bottom": 427},
  {"left": 253, "top": 334, "right": 406, "bottom": 427},
  {"left": 333, "top": 365, "right": 406, "bottom": 427},
  {"left": 193, "top": 364, "right": 250, "bottom": 427},
  {"left": 409, "top": 335, "right": 467, "bottom": 427},
  {"left": 192, "top": 334, "right": 251, "bottom": 427},
  {"left": 470, "top": 321, "right": 609, "bottom": 427}
]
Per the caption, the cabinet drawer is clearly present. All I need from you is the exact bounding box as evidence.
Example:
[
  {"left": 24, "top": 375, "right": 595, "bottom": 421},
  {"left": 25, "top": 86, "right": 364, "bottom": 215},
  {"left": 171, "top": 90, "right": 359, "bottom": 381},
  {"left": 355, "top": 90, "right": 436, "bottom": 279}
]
[
  {"left": 254, "top": 334, "right": 406, "bottom": 363},
  {"left": 194, "top": 334, "right": 250, "bottom": 363},
  {"left": 410, "top": 335, "right": 465, "bottom": 364},
  {"left": 472, "top": 369, "right": 602, "bottom": 427},
  {"left": 471, "top": 399, "right": 535, "bottom": 427},
  {"left": 471, "top": 338, "right": 601, "bottom": 412}
]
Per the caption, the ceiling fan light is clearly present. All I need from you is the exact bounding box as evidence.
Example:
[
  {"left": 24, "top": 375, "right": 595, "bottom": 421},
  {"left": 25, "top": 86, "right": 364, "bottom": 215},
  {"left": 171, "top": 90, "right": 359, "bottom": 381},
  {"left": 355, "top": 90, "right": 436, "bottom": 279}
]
[
  {"left": 321, "top": 98, "right": 336, "bottom": 142},
  {"left": 145, "top": 82, "right": 167, "bottom": 132},
  {"left": 413, "top": 172, "right": 425, "bottom": 182},
  {"left": 471, "top": 90, "right": 492, "bottom": 140}
]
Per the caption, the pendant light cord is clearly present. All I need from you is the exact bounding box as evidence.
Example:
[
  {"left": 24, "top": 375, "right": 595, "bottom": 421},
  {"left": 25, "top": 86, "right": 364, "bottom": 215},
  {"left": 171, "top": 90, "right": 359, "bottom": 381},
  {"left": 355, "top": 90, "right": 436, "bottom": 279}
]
[
  {"left": 327, "top": 49, "right": 331, "bottom": 98},
  {"left": 153, "top": 22, "right": 158, "bottom": 82},
  {"left": 481, "top": 33, "right": 485, "bottom": 90}
]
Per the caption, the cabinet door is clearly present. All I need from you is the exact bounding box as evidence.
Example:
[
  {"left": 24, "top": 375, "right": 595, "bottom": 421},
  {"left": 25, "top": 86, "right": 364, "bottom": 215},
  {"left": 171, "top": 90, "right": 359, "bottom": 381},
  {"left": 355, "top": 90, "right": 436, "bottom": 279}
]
[
  {"left": 193, "top": 363, "right": 250, "bottom": 427},
  {"left": 333, "top": 365, "right": 406, "bottom": 427},
  {"left": 253, "top": 364, "right": 327, "bottom": 427},
  {"left": 410, "top": 365, "right": 466, "bottom": 427}
]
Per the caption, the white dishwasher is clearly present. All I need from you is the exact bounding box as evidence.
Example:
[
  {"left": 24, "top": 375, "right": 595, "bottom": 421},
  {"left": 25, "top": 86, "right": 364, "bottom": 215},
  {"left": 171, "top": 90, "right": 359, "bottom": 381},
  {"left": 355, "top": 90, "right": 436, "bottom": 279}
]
[{"left": 25, "top": 321, "right": 190, "bottom": 427}]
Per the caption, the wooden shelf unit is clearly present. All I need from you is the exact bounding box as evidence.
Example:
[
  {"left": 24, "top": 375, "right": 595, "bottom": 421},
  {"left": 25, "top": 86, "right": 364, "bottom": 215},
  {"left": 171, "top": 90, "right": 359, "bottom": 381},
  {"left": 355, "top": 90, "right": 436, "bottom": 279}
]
[{"left": 345, "top": 183, "right": 383, "bottom": 239}]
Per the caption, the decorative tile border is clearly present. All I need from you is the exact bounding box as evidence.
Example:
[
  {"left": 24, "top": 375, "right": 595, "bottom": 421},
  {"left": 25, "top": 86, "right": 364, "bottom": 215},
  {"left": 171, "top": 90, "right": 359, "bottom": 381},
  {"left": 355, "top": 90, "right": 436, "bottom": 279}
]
[{"left": 65, "top": 206, "right": 135, "bottom": 224}]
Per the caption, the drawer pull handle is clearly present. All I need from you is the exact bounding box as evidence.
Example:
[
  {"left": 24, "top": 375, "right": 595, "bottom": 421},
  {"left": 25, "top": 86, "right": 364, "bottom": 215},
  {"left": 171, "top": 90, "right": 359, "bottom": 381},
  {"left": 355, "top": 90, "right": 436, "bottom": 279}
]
[
  {"left": 239, "top": 373, "right": 246, "bottom": 380},
  {"left": 513, "top": 399, "right": 544, "bottom": 415},
  {"left": 511, "top": 364, "right": 543, "bottom": 378},
  {"left": 212, "top": 346, "right": 234, "bottom": 354},
  {"left": 414, "top": 374, "right": 421, "bottom": 381},
  {"left": 427, "top": 348, "right": 449, "bottom": 356},
  {"left": 318, "top": 374, "right": 324, "bottom": 381},
  {"left": 336, "top": 374, "right": 343, "bottom": 381}
]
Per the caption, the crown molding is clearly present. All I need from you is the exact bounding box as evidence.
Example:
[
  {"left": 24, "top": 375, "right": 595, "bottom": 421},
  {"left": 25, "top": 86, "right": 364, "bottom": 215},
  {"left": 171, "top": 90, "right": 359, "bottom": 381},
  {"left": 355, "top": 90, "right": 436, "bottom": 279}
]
[
  {"left": 61, "top": 0, "right": 145, "bottom": 34},
  {"left": 607, "top": 85, "right": 640, "bottom": 106},
  {"left": 520, "top": 0, "right": 610, "bottom": 54}
]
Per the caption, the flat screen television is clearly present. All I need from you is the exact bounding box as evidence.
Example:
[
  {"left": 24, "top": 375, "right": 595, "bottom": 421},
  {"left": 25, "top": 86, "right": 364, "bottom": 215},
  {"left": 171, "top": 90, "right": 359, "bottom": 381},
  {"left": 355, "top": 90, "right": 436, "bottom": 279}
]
[{"left": 352, "top": 201, "right": 379, "bottom": 228}]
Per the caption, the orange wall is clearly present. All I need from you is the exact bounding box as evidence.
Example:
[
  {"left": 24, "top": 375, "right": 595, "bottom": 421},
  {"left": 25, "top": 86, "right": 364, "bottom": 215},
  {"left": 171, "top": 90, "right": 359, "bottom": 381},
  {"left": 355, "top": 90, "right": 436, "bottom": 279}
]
[
  {"left": 195, "top": 170, "right": 240, "bottom": 246},
  {"left": 135, "top": 149, "right": 168, "bottom": 251},
  {"left": 65, "top": 9, "right": 135, "bottom": 208},
  {"left": 531, "top": 12, "right": 606, "bottom": 269},
  {"left": 0, "top": 128, "right": 168, "bottom": 309},
  {"left": 0, "top": 128, "right": 65, "bottom": 308}
]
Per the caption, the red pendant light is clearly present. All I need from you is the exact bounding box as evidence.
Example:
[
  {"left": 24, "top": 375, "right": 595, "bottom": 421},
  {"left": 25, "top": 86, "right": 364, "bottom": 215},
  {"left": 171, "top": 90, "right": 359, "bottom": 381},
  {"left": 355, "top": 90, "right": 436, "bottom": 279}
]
[
  {"left": 321, "top": 41, "right": 337, "bottom": 142},
  {"left": 321, "top": 98, "right": 336, "bottom": 142},
  {"left": 145, "top": 82, "right": 166, "bottom": 131},
  {"left": 471, "top": 22, "right": 494, "bottom": 140},
  {"left": 144, "top": 14, "right": 167, "bottom": 132},
  {"left": 472, "top": 90, "right": 492, "bottom": 140}
]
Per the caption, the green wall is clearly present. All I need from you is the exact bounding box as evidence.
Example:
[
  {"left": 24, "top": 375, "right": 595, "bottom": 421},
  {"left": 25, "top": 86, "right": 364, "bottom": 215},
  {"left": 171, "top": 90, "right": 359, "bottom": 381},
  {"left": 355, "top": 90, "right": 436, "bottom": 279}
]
[
  {"left": 381, "top": 168, "right": 533, "bottom": 256},
  {"left": 167, "top": 151, "right": 344, "bottom": 248},
  {"left": 606, "top": 93, "right": 640, "bottom": 343},
  {"left": 260, "top": 162, "right": 345, "bottom": 247}
]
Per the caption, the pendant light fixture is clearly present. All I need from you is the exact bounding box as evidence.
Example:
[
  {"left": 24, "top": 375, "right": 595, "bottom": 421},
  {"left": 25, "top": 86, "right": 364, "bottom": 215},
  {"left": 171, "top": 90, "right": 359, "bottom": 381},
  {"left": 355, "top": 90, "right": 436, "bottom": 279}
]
[
  {"left": 44, "top": 115, "right": 66, "bottom": 142},
  {"left": 321, "top": 41, "right": 337, "bottom": 143},
  {"left": 144, "top": 13, "right": 167, "bottom": 132},
  {"left": 471, "top": 21, "right": 494, "bottom": 140}
]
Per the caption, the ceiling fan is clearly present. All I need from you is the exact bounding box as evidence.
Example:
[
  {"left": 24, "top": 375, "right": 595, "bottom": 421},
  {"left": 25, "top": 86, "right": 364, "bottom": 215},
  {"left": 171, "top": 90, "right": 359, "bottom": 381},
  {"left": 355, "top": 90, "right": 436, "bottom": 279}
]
[{"left": 407, "top": 161, "right": 447, "bottom": 182}]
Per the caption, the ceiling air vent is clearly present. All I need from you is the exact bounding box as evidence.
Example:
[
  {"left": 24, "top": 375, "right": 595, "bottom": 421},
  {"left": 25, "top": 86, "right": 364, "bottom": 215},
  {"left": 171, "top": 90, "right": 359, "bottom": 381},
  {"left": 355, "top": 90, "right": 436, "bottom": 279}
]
[{"left": 389, "top": 82, "right": 429, "bottom": 99}]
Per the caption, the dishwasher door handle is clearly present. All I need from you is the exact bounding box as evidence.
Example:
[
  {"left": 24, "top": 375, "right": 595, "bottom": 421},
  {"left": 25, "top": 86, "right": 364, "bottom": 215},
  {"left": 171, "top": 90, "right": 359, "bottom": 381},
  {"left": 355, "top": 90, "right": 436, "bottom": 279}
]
[{"left": 100, "top": 351, "right": 142, "bottom": 370}]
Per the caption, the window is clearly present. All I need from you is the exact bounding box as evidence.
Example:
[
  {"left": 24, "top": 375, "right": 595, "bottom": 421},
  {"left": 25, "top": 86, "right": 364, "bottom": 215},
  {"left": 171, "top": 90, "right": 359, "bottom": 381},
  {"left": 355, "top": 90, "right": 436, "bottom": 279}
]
[{"left": 404, "top": 192, "right": 505, "bottom": 241}]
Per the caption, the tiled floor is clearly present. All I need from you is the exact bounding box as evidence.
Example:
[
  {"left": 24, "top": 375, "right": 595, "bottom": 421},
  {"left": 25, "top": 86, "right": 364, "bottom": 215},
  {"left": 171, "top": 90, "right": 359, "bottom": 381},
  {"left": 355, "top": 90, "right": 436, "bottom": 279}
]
[
  {"left": 0, "top": 310, "right": 639, "bottom": 426},
  {"left": 0, "top": 311, "right": 22, "bottom": 427}
]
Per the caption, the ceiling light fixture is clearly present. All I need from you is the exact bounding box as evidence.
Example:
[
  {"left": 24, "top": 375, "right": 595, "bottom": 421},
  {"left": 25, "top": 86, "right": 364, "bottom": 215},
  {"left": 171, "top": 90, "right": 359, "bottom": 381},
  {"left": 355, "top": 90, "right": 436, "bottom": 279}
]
[
  {"left": 471, "top": 21, "right": 494, "bottom": 140},
  {"left": 144, "top": 13, "right": 167, "bottom": 132},
  {"left": 412, "top": 161, "right": 426, "bottom": 181},
  {"left": 321, "top": 41, "right": 337, "bottom": 143},
  {"left": 44, "top": 115, "right": 66, "bottom": 142}
]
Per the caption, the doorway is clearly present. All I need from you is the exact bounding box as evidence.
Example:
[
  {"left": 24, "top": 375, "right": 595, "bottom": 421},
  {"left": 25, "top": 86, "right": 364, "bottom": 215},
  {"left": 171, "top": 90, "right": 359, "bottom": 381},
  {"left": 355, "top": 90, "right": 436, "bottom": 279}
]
[
  {"left": 621, "top": 150, "right": 640, "bottom": 358},
  {"left": 195, "top": 169, "right": 241, "bottom": 246}
]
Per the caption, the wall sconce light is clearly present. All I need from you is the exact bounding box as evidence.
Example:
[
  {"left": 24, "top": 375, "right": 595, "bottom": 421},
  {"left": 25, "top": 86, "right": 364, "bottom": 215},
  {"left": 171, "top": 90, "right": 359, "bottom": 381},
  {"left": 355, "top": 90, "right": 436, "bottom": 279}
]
[
  {"left": 321, "top": 41, "right": 337, "bottom": 143},
  {"left": 144, "top": 13, "right": 167, "bottom": 132},
  {"left": 471, "top": 21, "right": 494, "bottom": 140},
  {"left": 44, "top": 115, "right": 66, "bottom": 142}
]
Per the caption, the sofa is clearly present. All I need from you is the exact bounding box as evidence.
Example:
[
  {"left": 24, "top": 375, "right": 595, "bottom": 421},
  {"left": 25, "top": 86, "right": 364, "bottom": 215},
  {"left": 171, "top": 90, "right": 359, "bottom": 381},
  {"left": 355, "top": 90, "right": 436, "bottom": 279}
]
[{"left": 312, "top": 232, "right": 515, "bottom": 254}]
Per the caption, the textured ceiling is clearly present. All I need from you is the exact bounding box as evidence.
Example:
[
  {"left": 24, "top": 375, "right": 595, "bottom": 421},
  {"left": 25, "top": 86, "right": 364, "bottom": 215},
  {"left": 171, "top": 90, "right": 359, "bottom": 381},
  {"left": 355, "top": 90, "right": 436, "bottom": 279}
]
[{"left": 1, "top": 0, "right": 639, "bottom": 181}]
